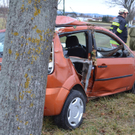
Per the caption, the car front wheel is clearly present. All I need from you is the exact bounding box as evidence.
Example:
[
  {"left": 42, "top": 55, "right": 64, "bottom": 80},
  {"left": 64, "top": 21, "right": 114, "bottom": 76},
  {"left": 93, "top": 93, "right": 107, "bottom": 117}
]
[{"left": 54, "top": 90, "right": 86, "bottom": 129}]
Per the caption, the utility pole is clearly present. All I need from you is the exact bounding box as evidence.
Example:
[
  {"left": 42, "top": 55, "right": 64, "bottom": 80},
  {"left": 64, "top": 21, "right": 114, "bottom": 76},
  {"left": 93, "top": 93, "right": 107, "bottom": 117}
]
[
  {"left": 58, "top": 0, "right": 65, "bottom": 15},
  {"left": 63, "top": 0, "right": 65, "bottom": 15}
]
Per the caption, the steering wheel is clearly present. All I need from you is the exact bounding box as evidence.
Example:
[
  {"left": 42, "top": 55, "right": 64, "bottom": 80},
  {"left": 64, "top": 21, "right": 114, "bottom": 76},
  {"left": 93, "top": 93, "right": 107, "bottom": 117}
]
[
  {"left": 117, "top": 51, "right": 123, "bottom": 57},
  {"left": 113, "top": 50, "right": 123, "bottom": 57}
]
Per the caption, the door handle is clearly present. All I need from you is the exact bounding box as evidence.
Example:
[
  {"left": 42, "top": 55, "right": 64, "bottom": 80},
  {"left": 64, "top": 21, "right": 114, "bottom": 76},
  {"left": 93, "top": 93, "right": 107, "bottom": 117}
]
[{"left": 98, "top": 64, "right": 107, "bottom": 68}]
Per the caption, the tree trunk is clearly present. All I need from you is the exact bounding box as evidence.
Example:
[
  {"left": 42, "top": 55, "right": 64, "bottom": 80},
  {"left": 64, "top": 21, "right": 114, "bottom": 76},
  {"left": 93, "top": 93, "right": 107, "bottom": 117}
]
[{"left": 0, "top": 0, "right": 57, "bottom": 135}]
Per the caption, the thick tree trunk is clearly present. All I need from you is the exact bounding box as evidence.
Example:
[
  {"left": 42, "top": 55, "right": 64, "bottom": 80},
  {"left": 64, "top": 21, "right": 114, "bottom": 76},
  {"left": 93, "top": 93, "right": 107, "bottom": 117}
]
[{"left": 0, "top": 0, "right": 57, "bottom": 135}]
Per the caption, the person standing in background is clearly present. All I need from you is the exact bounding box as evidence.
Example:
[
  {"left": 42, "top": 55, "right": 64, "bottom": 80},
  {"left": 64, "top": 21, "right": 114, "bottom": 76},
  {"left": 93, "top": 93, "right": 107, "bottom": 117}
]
[{"left": 110, "top": 8, "right": 128, "bottom": 43}]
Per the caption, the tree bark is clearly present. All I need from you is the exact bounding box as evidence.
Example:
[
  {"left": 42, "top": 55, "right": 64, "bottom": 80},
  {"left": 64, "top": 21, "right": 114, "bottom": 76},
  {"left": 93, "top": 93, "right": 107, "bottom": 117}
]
[{"left": 0, "top": 0, "right": 57, "bottom": 135}]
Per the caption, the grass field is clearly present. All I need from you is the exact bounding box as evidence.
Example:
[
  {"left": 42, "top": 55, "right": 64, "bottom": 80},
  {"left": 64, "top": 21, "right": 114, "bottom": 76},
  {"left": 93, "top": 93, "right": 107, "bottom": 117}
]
[
  {"left": 42, "top": 92, "right": 135, "bottom": 135},
  {"left": 89, "top": 21, "right": 112, "bottom": 29}
]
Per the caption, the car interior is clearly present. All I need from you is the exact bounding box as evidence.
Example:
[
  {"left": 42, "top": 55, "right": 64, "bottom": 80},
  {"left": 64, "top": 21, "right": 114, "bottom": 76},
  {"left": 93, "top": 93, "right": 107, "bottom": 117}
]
[
  {"left": 58, "top": 30, "right": 134, "bottom": 76},
  {"left": 65, "top": 35, "right": 87, "bottom": 74},
  {"left": 94, "top": 31, "right": 132, "bottom": 58},
  {"left": 59, "top": 31, "right": 89, "bottom": 74}
]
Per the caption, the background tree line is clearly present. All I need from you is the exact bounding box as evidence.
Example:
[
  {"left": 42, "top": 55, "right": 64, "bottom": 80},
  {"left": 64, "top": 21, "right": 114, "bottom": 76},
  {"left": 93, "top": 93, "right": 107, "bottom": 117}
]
[
  {"left": 102, "top": 15, "right": 111, "bottom": 23},
  {"left": 0, "top": 0, "right": 8, "bottom": 28}
]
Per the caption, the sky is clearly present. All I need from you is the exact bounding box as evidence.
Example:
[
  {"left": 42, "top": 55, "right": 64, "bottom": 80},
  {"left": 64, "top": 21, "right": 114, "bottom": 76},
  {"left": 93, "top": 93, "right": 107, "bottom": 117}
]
[{"left": 58, "top": 0, "right": 123, "bottom": 16}]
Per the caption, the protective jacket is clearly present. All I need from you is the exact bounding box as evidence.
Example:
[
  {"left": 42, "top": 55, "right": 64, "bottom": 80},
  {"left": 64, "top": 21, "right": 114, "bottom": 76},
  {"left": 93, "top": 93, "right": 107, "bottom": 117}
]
[{"left": 110, "top": 16, "right": 127, "bottom": 43}]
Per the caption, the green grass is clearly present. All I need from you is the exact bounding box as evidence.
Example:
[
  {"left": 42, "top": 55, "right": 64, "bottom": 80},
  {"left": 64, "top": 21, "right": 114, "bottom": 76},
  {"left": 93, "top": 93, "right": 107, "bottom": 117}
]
[
  {"left": 88, "top": 21, "right": 111, "bottom": 29},
  {"left": 42, "top": 92, "right": 135, "bottom": 135}
]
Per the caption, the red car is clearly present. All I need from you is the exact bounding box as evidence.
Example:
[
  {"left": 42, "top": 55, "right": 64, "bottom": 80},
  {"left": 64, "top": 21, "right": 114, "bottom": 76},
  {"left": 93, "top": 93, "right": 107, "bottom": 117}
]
[
  {"left": 1, "top": 17, "right": 135, "bottom": 129},
  {"left": 0, "top": 29, "right": 5, "bottom": 69}
]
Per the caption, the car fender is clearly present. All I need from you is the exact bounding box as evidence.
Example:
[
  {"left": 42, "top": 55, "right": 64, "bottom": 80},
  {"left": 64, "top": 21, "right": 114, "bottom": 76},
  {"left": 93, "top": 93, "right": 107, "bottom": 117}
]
[
  {"left": 44, "top": 87, "right": 69, "bottom": 116},
  {"left": 44, "top": 73, "right": 85, "bottom": 116}
]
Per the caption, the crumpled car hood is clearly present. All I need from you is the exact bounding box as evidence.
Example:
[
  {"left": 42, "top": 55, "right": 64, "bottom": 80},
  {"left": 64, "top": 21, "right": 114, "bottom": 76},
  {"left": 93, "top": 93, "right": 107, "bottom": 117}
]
[{"left": 55, "top": 16, "right": 87, "bottom": 26}]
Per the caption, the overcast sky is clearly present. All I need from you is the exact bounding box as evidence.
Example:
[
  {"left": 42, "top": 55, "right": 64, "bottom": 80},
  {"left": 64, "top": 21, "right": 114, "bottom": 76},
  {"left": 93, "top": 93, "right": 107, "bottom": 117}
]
[{"left": 58, "top": 0, "right": 123, "bottom": 16}]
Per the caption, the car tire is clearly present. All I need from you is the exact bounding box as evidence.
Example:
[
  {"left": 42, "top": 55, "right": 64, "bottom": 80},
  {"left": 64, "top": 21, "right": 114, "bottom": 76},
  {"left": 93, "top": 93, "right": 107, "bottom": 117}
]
[
  {"left": 54, "top": 90, "right": 86, "bottom": 129},
  {"left": 131, "top": 82, "right": 135, "bottom": 94}
]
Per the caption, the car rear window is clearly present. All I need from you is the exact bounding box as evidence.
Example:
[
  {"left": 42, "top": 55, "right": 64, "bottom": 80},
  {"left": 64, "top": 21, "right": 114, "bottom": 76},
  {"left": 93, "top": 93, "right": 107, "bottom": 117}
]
[{"left": 0, "top": 32, "right": 5, "bottom": 53}]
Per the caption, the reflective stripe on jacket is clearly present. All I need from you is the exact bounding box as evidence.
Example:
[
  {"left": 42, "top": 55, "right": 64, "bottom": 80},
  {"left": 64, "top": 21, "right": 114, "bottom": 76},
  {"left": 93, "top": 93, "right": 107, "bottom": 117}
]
[
  {"left": 110, "top": 16, "right": 127, "bottom": 43},
  {"left": 110, "top": 39, "right": 119, "bottom": 45}
]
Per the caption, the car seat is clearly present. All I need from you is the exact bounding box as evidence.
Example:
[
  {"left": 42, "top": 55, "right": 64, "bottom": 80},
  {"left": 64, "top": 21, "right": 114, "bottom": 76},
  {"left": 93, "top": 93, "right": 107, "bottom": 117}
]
[{"left": 66, "top": 36, "right": 87, "bottom": 74}]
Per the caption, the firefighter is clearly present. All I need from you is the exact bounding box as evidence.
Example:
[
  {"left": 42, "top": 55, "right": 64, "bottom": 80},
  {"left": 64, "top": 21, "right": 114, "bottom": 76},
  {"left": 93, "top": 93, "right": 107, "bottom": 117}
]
[{"left": 110, "top": 8, "right": 128, "bottom": 43}]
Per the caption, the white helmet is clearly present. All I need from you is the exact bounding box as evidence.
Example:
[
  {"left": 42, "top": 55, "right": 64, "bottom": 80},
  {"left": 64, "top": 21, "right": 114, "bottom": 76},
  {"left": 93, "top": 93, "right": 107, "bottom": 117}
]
[{"left": 119, "top": 8, "right": 129, "bottom": 14}]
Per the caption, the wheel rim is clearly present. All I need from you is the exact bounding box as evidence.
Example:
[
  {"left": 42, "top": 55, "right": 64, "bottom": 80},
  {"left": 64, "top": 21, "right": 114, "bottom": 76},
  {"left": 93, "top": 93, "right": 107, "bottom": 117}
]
[{"left": 67, "top": 97, "right": 84, "bottom": 127}]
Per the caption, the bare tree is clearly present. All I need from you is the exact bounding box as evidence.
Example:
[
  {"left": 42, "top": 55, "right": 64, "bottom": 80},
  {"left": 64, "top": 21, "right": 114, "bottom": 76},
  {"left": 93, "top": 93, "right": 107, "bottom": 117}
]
[
  {"left": 0, "top": 0, "right": 57, "bottom": 135},
  {"left": 0, "top": 0, "right": 9, "bottom": 28},
  {"left": 0, "top": 0, "right": 9, "bottom": 7},
  {"left": 105, "top": 0, "right": 135, "bottom": 22}
]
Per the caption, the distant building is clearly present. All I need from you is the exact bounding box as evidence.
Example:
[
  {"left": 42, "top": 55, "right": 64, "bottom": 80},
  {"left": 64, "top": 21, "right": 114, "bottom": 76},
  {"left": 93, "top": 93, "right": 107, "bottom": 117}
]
[
  {"left": 65, "top": 12, "right": 77, "bottom": 18},
  {"left": 76, "top": 17, "right": 94, "bottom": 22}
]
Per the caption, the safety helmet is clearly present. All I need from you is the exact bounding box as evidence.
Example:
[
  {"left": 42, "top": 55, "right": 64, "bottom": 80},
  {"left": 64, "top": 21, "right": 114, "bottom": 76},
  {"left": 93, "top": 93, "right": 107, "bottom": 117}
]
[{"left": 119, "top": 8, "right": 129, "bottom": 14}]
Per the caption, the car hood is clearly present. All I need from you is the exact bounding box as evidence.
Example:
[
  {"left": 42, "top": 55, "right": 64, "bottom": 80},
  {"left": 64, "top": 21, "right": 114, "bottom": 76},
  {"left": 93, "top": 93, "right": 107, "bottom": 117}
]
[{"left": 55, "top": 16, "right": 87, "bottom": 26}]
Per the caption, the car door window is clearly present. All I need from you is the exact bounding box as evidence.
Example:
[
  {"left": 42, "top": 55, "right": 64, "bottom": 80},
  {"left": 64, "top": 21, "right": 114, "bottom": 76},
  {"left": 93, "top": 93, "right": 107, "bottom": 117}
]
[
  {"left": 94, "top": 31, "right": 132, "bottom": 58},
  {"left": 94, "top": 32, "right": 119, "bottom": 49}
]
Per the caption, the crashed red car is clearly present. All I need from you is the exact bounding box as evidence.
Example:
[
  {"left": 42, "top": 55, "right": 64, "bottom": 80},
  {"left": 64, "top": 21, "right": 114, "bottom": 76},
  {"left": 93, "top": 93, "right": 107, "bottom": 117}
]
[
  {"left": 0, "top": 29, "right": 5, "bottom": 69},
  {"left": 45, "top": 16, "right": 135, "bottom": 129},
  {"left": 1, "top": 16, "right": 135, "bottom": 129}
]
